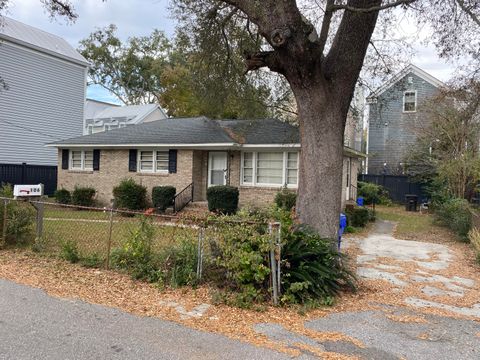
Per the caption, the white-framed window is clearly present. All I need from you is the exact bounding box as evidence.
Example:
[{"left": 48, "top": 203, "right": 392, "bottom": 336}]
[
  {"left": 403, "top": 91, "right": 417, "bottom": 112},
  {"left": 241, "top": 151, "right": 299, "bottom": 188},
  {"left": 69, "top": 150, "right": 93, "bottom": 171},
  {"left": 138, "top": 150, "right": 169, "bottom": 173}
]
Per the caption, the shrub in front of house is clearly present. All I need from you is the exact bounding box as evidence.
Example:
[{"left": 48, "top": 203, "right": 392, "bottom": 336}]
[
  {"left": 207, "top": 185, "right": 239, "bottom": 214},
  {"left": 345, "top": 206, "right": 370, "bottom": 228},
  {"left": 274, "top": 187, "right": 297, "bottom": 211},
  {"left": 0, "top": 183, "right": 36, "bottom": 245},
  {"left": 112, "top": 178, "right": 147, "bottom": 211},
  {"left": 152, "top": 186, "right": 176, "bottom": 212},
  {"left": 71, "top": 186, "right": 96, "bottom": 207},
  {"left": 54, "top": 188, "right": 71, "bottom": 204},
  {"left": 434, "top": 198, "right": 472, "bottom": 240},
  {"left": 358, "top": 181, "right": 391, "bottom": 205}
]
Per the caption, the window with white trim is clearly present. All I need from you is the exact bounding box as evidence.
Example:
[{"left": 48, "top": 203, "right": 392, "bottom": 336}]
[
  {"left": 138, "top": 150, "right": 169, "bottom": 173},
  {"left": 403, "top": 91, "right": 416, "bottom": 112},
  {"left": 241, "top": 151, "right": 299, "bottom": 187},
  {"left": 70, "top": 150, "right": 93, "bottom": 171}
]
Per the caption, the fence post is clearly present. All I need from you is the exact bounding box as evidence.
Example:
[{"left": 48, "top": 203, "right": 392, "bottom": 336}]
[
  {"left": 21, "top": 162, "right": 27, "bottom": 183},
  {"left": 32, "top": 201, "right": 44, "bottom": 239},
  {"left": 269, "top": 223, "right": 278, "bottom": 306},
  {"left": 105, "top": 208, "right": 114, "bottom": 270},
  {"left": 276, "top": 223, "right": 281, "bottom": 297},
  {"left": 1, "top": 199, "right": 8, "bottom": 246},
  {"left": 196, "top": 227, "right": 204, "bottom": 281}
]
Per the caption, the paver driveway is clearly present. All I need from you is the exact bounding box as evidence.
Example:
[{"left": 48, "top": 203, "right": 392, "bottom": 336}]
[{"left": 256, "top": 220, "right": 480, "bottom": 359}]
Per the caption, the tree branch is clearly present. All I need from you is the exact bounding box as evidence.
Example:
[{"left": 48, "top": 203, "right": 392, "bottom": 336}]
[
  {"left": 456, "top": 0, "right": 480, "bottom": 27},
  {"left": 317, "top": 0, "right": 334, "bottom": 55},
  {"left": 329, "top": 0, "right": 416, "bottom": 13}
]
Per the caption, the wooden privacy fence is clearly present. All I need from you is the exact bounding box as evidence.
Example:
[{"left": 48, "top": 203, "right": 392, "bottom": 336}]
[
  {"left": 358, "top": 174, "right": 427, "bottom": 203},
  {"left": 0, "top": 163, "right": 57, "bottom": 195}
]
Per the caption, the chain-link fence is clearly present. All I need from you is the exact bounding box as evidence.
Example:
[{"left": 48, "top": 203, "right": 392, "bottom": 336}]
[{"left": 0, "top": 197, "right": 282, "bottom": 304}]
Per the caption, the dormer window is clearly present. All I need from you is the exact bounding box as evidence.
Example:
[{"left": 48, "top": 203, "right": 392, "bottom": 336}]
[{"left": 403, "top": 91, "right": 417, "bottom": 112}]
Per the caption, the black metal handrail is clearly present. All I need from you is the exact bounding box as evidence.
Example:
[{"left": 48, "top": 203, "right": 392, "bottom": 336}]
[{"left": 173, "top": 182, "right": 194, "bottom": 213}]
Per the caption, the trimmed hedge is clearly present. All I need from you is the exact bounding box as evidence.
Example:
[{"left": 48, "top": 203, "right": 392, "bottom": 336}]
[
  {"left": 113, "top": 178, "right": 147, "bottom": 211},
  {"left": 54, "top": 188, "right": 71, "bottom": 204},
  {"left": 207, "top": 185, "right": 239, "bottom": 214},
  {"left": 72, "top": 186, "right": 96, "bottom": 207},
  {"left": 345, "top": 206, "right": 370, "bottom": 228},
  {"left": 152, "top": 186, "right": 176, "bottom": 212},
  {"left": 274, "top": 188, "right": 297, "bottom": 211}
]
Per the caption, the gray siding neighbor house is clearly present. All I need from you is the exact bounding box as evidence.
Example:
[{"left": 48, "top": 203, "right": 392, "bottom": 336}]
[
  {"left": 366, "top": 64, "right": 444, "bottom": 175},
  {"left": 84, "top": 99, "right": 167, "bottom": 135},
  {"left": 0, "top": 17, "right": 88, "bottom": 166}
]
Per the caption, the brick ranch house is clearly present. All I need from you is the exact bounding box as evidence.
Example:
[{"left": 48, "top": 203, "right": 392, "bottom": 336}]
[{"left": 49, "top": 117, "right": 364, "bottom": 209}]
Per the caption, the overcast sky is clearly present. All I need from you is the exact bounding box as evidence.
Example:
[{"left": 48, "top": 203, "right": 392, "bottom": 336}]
[{"left": 4, "top": 0, "right": 458, "bottom": 104}]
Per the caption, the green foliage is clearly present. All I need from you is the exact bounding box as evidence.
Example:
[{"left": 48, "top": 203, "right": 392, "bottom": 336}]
[
  {"left": 358, "top": 181, "right": 391, "bottom": 205},
  {"left": 113, "top": 178, "right": 147, "bottom": 211},
  {"left": 157, "top": 236, "right": 197, "bottom": 288},
  {"left": 152, "top": 186, "right": 176, "bottom": 212},
  {"left": 54, "top": 188, "right": 71, "bottom": 204},
  {"left": 110, "top": 217, "right": 157, "bottom": 281},
  {"left": 71, "top": 186, "right": 96, "bottom": 207},
  {"left": 434, "top": 198, "right": 473, "bottom": 240},
  {"left": 345, "top": 207, "right": 370, "bottom": 228},
  {"left": 81, "top": 253, "right": 104, "bottom": 268},
  {"left": 61, "top": 240, "right": 80, "bottom": 263},
  {"left": 79, "top": 24, "right": 281, "bottom": 120},
  {"left": 279, "top": 211, "right": 356, "bottom": 305},
  {"left": 274, "top": 188, "right": 297, "bottom": 211},
  {"left": 207, "top": 185, "right": 239, "bottom": 214},
  {"left": 344, "top": 225, "right": 358, "bottom": 234},
  {"left": 0, "top": 184, "right": 35, "bottom": 245}
]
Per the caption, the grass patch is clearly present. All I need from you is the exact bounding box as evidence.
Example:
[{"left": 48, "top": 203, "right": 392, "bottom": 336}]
[{"left": 375, "top": 205, "right": 440, "bottom": 240}]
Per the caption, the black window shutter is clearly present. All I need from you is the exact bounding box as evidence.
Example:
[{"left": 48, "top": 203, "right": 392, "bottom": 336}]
[
  {"left": 168, "top": 149, "right": 177, "bottom": 174},
  {"left": 61, "top": 149, "right": 69, "bottom": 170},
  {"left": 93, "top": 149, "right": 100, "bottom": 171},
  {"left": 129, "top": 149, "right": 137, "bottom": 172}
]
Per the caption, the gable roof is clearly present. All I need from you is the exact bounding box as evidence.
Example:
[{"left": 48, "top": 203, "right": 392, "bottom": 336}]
[
  {"left": 87, "top": 103, "right": 166, "bottom": 124},
  {"left": 48, "top": 117, "right": 299, "bottom": 148},
  {"left": 367, "top": 64, "right": 445, "bottom": 100},
  {"left": 0, "top": 17, "right": 88, "bottom": 66}
]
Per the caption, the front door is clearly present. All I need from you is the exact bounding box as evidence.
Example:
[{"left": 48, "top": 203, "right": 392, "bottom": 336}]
[{"left": 208, "top": 152, "right": 227, "bottom": 186}]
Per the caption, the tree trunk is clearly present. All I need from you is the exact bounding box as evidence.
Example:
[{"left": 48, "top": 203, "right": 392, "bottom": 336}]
[{"left": 293, "top": 83, "right": 347, "bottom": 239}]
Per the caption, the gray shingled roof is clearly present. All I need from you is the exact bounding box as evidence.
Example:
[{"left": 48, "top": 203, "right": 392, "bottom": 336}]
[
  {"left": 215, "top": 119, "right": 299, "bottom": 144},
  {"left": 49, "top": 117, "right": 300, "bottom": 146},
  {"left": 0, "top": 17, "right": 88, "bottom": 65}
]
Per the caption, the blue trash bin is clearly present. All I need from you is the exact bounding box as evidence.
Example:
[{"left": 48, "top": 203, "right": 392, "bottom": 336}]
[
  {"left": 338, "top": 213, "right": 347, "bottom": 250},
  {"left": 357, "top": 197, "right": 364, "bottom": 207}
]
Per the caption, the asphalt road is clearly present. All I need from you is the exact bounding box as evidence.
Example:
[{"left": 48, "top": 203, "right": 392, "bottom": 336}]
[{"left": 0, "top": 279, "right": 290, "bottom": 360}]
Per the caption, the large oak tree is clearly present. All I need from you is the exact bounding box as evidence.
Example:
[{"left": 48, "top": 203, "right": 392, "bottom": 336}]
[
  {"left": 172, "top": 0, "right": 480, "bottom": 237},
  {"left": 2, "top": 0, "right": 479, "bottom": 237}
]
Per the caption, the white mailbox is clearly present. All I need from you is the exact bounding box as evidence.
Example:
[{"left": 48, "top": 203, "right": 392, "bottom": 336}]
[{"left": 13, "top": 184, "right": 44, "bottom": 198}]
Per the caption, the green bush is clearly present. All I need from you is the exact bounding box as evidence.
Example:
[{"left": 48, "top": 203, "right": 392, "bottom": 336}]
[
  {"left": 279, "top": 211, "right": 356, "bottom": 305},
  {"left": 71, "top": 186, "right": 96, "bottom": 207},
  {"left": 110, "top": 217, "right": 158, "bottom": 281},
  {"left": 157, "top": 236, "right": 197, "bottom": 288},
  {"left": 207, "top": 185, "right": 239, "bottom": 214},
  {"left": 435, "top": 198, "right": 472, "bottom": 240},
  {"left": 345, "top": 206, "right": 370, "bottom": 228},
  {"left": 61, "top": 240, "right": 80, "bottom": 263},
  {"left": 54, "top": 188, "right": 71, "bottom": 204},
  {"left": 81, "top": 253, "right": 104, "bottom": 268},
  {"left": 112, "top": 178, "right": 147, "bottom": 211},
  {"left": 274, "top": 187, "right": 297, "bottom": 211},
  {"left": 208, "top": 214, "right": 271, "bottom": 307},
  {"left": 0, "top": 184, "right": 35, "bottom": 245},
  {"left": 152, "top": 186, "right": 176, "bottom": 212},
  {"left": 358, "top": 181, "right": 391, "bottom": 205}
]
